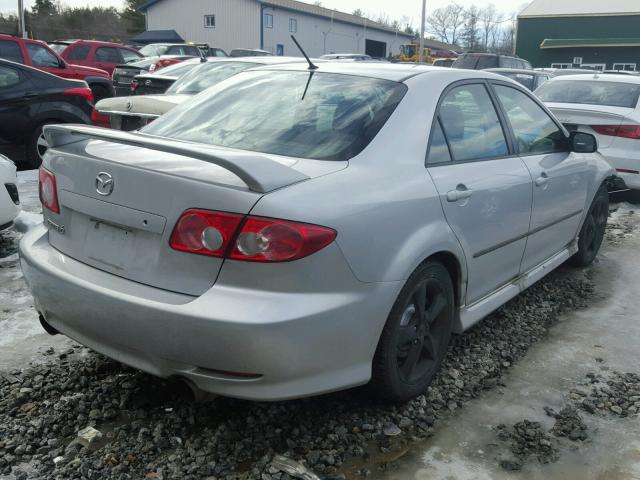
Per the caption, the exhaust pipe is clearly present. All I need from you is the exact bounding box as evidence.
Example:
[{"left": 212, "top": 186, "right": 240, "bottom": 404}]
[
  {"left": 176, "top": 377, "right": 217, "bottom": 403},
  {"left": 39, "top": 314, "right": 59, "bottom": 336}
]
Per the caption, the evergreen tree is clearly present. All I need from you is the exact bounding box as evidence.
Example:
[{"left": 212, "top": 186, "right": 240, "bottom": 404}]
[{"left": 122, "top": 0, "right": 146, "bottom": 34}]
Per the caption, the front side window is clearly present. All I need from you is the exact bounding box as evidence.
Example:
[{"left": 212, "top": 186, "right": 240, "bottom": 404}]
[
  {"left": 95, "top": 47, "right": 121, "bottom": 63},
  {"left": 0, "top": 39, "right": 24, "bottom": 63},
  {"left": 120, "top": 48, "right": 141, "bottom": 63},
  {"left": 264, "top": 13, "right": 273, "bottom": 28},
  {"left": 144, "top": 71, "right": 407, "bottom": 161},
  {"left": 26, "top": 43, "right": 59, "bottom": 68},
  {"left": 437, "top": 84, "right": 508, "bottom": 162},
  {"left": 0, "top": 65, "right": 20, "bottom": 88},
  {"left": 204, "top": 14, "right": 216, "bottom": 28},
  {"left": 289, "top": 18, "right": 297, "bottom": 33},
  {"left": 67, "top": 45, "right": 90, "bottom": 61},
  {"left": 494, "top": 84, "right": 568, "bottom": 155},
  {"left": 536, "top": 80, "right": 640, "bottom": 108}
]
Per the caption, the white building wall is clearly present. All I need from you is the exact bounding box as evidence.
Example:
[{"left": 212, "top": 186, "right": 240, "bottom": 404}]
[
  {"left": 145, "top": 0, "right": 261, "bottom": 53},
  {"left": 261, "top": 6, "right": 409, "bottom": 58}
]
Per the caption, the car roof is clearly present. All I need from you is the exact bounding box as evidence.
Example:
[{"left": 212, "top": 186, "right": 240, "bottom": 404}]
[
  {"left": 548, "top": 73, "right": 640, "bottom": 84},
  {"left": 249, "top": 61, "right": 514, "bottom": 83},
  {"left": 186, "top": 56, "right": 308, "bottom": 66},
  {"left": 486, "top": 68, "right": 545, "bottom": 75}
]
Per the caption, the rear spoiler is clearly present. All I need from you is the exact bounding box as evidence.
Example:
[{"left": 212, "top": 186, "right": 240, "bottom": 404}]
[{"left": 43, "top": 124, "right": 309, "bottom": 193}]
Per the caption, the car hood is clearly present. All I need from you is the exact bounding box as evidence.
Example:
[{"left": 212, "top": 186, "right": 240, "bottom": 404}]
[
  {"left": 95, "top": 94, "right": 191, "bottom": 117},
  {"left": 67, "top": 63, "right": 109, "bottom": 78}
]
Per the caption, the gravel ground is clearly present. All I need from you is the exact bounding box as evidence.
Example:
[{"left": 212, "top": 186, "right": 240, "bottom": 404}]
[{"left": 0, "top": 195, "right": 636, "bottom": 480}]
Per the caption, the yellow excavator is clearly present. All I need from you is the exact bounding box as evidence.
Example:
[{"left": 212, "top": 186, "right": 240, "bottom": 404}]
[{"left": 399, "top": 43, "right": 434, "bottom": 63}]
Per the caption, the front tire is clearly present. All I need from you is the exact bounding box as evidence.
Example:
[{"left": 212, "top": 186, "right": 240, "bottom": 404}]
[
  {"left": 370, "top": 261, "right": 455, "bottom": 402},
  {"left": 570, "top": 185, "right": 609, "bottom": 267},
  {"left": 24, "top": 122, "right": 53, "bottom": 169}
]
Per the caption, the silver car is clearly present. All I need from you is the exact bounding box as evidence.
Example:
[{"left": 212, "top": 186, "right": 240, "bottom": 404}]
[{"left": 20, "top": 63, "right": 614, "bottom": 402}]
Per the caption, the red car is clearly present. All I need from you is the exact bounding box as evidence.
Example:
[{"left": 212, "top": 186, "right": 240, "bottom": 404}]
[
  {"left": 60, "top": 40, "right": 143, "bottom": 75},
  {"left": 0, "top": 34, "right": 114, "bottom": 100}
]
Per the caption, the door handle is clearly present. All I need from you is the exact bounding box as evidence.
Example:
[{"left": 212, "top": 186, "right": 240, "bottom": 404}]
[
  {"left": 535, "top": 172, "right": 549, "bottom": 187},
  {"left": 446, "top": 184, "right": 473, "bottom": 202}
]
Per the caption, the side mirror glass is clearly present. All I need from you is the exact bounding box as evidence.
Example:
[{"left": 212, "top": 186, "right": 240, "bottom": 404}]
[
  {"left": 58, "top": 58, "right": 66, "bottom": 69},
  {"left": 571, "top": 131, "right": 597, "bottom": 153}
]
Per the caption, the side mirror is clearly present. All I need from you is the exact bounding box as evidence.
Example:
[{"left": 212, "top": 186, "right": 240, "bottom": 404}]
[
  {"left": 571, "top": 131, "right": 597, "bottom": 153},
  {"left": 58, "top": 58, "right": 66, "bottom": 69}
]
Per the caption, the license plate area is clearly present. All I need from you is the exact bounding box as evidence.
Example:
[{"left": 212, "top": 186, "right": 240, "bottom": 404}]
[{"left": 83, "top": 219, "right": 135, "bottom": 271}]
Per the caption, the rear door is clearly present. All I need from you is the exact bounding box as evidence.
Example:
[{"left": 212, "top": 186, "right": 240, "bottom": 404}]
[
  {"left": 427, "top": 82, "right": 533, "bottom": 304},
  {"left": 0, "top": 64, "right": 33, "bottom": 142},
  {"left": 492, "top": 82, "right": 588, "bottom": 272}
]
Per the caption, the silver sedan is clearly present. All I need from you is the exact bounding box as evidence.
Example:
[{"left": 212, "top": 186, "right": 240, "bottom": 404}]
[{"left": 20, "top": 63, "right": 614, "bottom": 402}]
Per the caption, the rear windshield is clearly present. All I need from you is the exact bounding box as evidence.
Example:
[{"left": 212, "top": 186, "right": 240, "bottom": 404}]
[
  {"left": 143, "top": 70, "right": 407, "bottom": 161},
  {"left": 151, "top": 61, "right": 197, "bottom": 78},
  {"left": 166, "top": 61, "right": 256, "bottom": 95},
  {"left": 536, "top": 80, "right": 640, "bottom": 108},
  {"left": 139, "top": 45, "right": 168, "bottom": 57}
]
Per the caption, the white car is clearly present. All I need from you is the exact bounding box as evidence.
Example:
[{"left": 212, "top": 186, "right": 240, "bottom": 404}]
[
  {"left": 0, "top": 154, "right": 19, "bottom": 230},
  {"left": 536, "top": 74, "right": 640, "bottom": 190}
]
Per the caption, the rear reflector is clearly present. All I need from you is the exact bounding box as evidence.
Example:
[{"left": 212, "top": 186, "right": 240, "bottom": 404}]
[
  {"left": 592, "top": 124, "right": 640, "bottom": 139},
  {"left": 616, "top": 168, "right": 640, "bottom": 175},
  {"left": 63, "top": 87, "right": 94, "bottom": 104},
  {"left": 130, "top": 80, "right": 139, "bottom": 92},
  {"left": 169, "top": 210, "right": 337, "bottom": 262},
  {"left": 90, "top": 108, "right": 111, "bottom": 128},
  {"left": 38, "top": 167, "right": 60, "bottom": 214}
]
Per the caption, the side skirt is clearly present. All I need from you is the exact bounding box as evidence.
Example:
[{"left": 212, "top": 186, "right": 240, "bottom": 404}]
[{"left": 455, "top": 241, "right": 578, "bottom": 333}]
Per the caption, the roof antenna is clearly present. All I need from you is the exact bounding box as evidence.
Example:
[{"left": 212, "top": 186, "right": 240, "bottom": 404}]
[{"left": 291, "top": 35, "right": 318, "bottom": 70}]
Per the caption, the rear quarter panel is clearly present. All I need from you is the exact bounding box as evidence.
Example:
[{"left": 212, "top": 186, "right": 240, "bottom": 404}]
[{"left": 250, "top": 72, "right": 468, "bottom": 290}]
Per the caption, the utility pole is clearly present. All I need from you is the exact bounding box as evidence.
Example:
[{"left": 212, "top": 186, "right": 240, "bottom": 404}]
[
  {"left": 17, "top": 0, "right": 26, "bottom": 37},
  {"left": 418, "top": 0, "right": 426, "bottom": 63}
]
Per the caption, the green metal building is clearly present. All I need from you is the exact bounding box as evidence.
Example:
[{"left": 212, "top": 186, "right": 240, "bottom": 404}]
[{"left": 516, "top": 0, "right": 640, "bottom": 71}]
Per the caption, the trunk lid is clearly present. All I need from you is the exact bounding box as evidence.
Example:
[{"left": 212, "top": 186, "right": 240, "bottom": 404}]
[
  {"left": 547, "top": 103, "right": 635, "bottom": 149},
  {"left": 42, "top": 125, "right": 345, "bottom": 296}
]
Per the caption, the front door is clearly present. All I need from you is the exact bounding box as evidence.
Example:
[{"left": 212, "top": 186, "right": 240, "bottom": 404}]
[
  {"left": 0, "top": 64, "right": 32, "bottom": 142},
  {"left": 492, "top": 83, "right": 588, "bottom": 272},
  {"left": 427, "top": 83, "right": 533, "bottom": 304}
]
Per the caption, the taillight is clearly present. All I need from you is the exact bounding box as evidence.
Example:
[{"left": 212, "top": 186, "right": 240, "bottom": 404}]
[
  {"left": 169, "top": 210, "right": 244, "bottom": 257},
  {"left": 39, "top": 167, "right": 60, "bottom": 214},
  {"left": 169, "top": 210, "right": 337, "bottom": 262},
  {"left": 591, "top": 124, "right": 640, "bottom": 139},
  {"left": 90, "top": 108, "right": 111, "bottom": 128},
  {"left": 64, "top": 87, "right": 94, "bottom": 104},
  {"left": 130, "top": 79, "right": 139, "bottom": 92},
  {"left": 229, "top": 217, "right": 336, "bottom": 262}
]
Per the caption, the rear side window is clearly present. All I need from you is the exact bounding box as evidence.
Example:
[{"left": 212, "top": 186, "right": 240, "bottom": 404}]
[
  {"left": 0, "top": 39, "right": 24, "bottom": 63},
  {"left": 494, "top": 85, "right": 568, "bottom": 155},
  {"left": 502, "top": 72, "right": 535, "bottom": 90},
  {"left": 427, "top": 120, "right": 452, "bottom": 164},
  {"left": 0, "top": 65, "right": 20, "bottom": 88},
  {"left": 95, "top": 47, "right": 121, "bottom": 63},
  {"left": 437, "top": 84, "right": 508, "bottom": 161},
  {"left": 26, "top": 43, "right": 59, "bottom": 67},
  {"left": 67, "top": 45, "right": 90, "bottom": 60},
  {"left": 536, "top": 80, "right": 640, "bottom": 108},
  {"left": 500, "top": 57, "right": 516, "bottom": 69},
  {"left": 144, "top": 70, "right": 407, "bottom": 161}
]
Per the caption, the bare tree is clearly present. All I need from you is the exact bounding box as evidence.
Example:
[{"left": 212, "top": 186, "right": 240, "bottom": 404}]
[
  {"left": 460, "top": 5, "right": 480, "bottom": 51},
  {"left": 479, "top": 4, "right": 503, "bottom": 51},
  {"left": 427, "top": 4, "right": 465, "bottom": 45}
]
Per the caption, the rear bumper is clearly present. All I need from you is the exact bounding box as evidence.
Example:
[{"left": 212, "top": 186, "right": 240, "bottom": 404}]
[
  {"left": 600, "top": 147, "right": 640, "bottom": 190},
  {"left": 19, "top": 225, "right": 400, "bottom": 400}
]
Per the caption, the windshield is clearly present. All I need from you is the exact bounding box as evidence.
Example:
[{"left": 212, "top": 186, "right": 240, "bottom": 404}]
[
  {"left": 166, "top": 61, "right": 256, "bottom": 95},
  {"left": 140, "top": 45, "right": 168, "bottom": 57},
  {"left": 536, "top": 80, "right": 640, "bottom": 108},
  {"left": 402, "top": 45, "right": 416, "bottom": 57},
  {"left": 143, "top": 70, "right": 407, "bottom": 161}
]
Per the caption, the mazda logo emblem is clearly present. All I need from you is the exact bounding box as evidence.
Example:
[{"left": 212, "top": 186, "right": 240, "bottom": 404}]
[
  {"left": 95, "top": 172, "right": 114, "bottom": 196},
  {"left": 145, "top": 79, "right": 152, "bottom": 86}
]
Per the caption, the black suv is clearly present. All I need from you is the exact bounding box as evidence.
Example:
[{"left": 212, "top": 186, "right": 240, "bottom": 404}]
[{"left": 452, "top": 53, "right": 531, "bottom": 70}]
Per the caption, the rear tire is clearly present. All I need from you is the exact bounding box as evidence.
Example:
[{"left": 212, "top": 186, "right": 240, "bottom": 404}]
[
  {"left": 370, "top": 261, "right": 455, "bottom": 402},
  {"left": 570, "top": 185, "right": 609, "bottom": 267},
  {"left": 91, "top": 85, "right": 109, "bottom": 102}
]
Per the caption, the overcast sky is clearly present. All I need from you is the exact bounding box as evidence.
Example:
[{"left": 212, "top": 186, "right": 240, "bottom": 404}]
[{"left": 0, "top": 0, "right": 528, "bottom": 25}]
